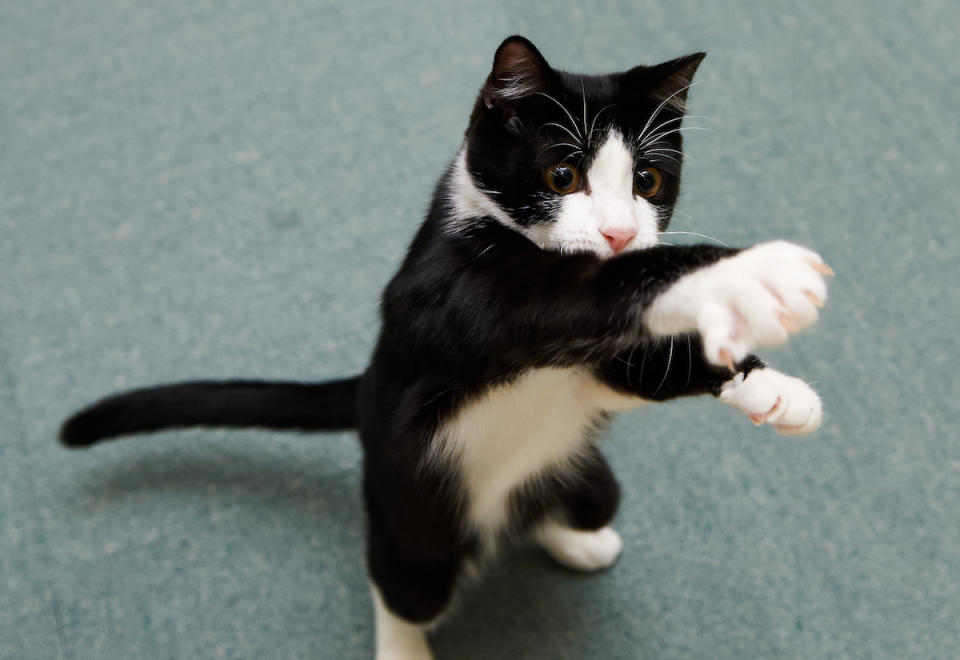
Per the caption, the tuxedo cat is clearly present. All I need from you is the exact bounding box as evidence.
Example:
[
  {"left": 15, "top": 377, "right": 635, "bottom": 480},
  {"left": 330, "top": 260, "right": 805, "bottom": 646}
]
[{"left": 61, "top": 36, "right": 831, "bottom": 660}]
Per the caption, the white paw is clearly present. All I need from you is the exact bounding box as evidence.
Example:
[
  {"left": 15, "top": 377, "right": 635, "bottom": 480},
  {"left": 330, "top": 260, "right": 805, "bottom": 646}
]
[
  {"left": 720, "top": 367, "right": 822, "bottom": 435},
  {"left": 646, "top": 241, "right": 831, "bottom": 368},
  {"left": 536, "top": 523, "right": 623, "bottom": 572}
]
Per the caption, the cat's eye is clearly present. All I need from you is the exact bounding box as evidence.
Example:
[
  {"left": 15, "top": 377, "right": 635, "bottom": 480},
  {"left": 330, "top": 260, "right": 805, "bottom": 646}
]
[
  {"left": 633, "top": 167, "right": 663, "bottom": 198},
  {"left": 544, "top": 163, "right": 581, "bottom": 194}
]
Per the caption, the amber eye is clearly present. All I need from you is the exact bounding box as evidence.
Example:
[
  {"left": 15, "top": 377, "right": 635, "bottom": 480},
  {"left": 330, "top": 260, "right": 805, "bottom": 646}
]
[
  {"left": 633, "top": 167, "right": 663, "bottom": 198},
  {"left": 544, "top": 163, "right": 581, "bottom": 194}
]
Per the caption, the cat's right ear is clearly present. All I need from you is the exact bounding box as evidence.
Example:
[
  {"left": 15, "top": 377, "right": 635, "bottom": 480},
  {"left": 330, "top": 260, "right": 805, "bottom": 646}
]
[{"left": 483, "top": 36, "right": 552, "bottom": 109}]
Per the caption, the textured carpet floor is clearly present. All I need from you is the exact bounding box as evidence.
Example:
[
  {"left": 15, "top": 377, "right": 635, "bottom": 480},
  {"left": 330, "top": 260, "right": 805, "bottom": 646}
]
[{"left": 2, "top": 1, "right": 959, "bottom": 658}]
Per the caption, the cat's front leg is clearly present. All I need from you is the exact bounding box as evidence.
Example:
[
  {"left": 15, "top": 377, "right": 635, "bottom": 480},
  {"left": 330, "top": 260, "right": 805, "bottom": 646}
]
[
  {"left": 597, "top": 341, "right": 823, "bottom": 434},
  {"left": 719, "top": 367, "right": 823, "bottom": 435},
  {"left": 644, "top": 241, "right": 832, "bottom": 369}
]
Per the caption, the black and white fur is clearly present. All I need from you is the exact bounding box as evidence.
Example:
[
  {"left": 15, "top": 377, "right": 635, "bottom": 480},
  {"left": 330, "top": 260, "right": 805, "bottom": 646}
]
[{"left": 60, "top": 37, "right": 830, "bottom": 660}]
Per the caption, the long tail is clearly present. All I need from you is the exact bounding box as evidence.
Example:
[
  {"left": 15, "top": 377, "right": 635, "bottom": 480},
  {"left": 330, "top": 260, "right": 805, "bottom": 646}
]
[{"left": 59, "top": 376, "right": 361, "bottom": 448}]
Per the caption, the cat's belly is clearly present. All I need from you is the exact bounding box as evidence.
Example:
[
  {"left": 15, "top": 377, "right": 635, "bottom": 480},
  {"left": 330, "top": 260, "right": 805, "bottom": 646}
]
[{"left": 434, "top": 367, "right": 644, "bottom": 546}]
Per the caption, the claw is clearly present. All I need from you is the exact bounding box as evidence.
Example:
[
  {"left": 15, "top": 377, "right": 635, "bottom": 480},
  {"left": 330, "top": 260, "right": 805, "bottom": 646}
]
[
  {"left": 749, "top": 396, "right": 782, "bottom": 425},
  {"left": 774, "top": 423, "right": 813, "bottom": 436},
  {"left": 718, "top": 348, "right": 736, "bottom": 372},
  {"left": 777, "top": 310, "right": 799, "bottom": 333},
  {"left": 803, "top": 290, "right": 824, "bottom": 308},
  {"left": 811, "top": 261, "right": 835, "bottom": 276}
]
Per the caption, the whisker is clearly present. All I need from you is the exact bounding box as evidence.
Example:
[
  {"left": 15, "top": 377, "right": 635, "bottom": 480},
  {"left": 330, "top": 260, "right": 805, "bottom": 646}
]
[
  {"left": 643, "top": 150, "right": 682, "bottom": 164},
  {"left": 671, "top": 210, "right": 725, "bottom": 244},
  {"left": 588, "top": 103, "right": 617, "bottom": 146},
  {"left": 657, "top": 231, "right": 730, "bottom": 247},
  {"left": 533, "top": 91, "right": 583, "bottom": 140},
  {"left": 637, "top": 126, "right": 712, "bottom": 149},
  {"left": 637, "top": 117, "right": 682, "bottom": 146},
  {"left": 636, "top": 116, "right": 712, "bottom": 149},
  {"left": 562, "top": 149, "right": 584, "bottom": 162},
  {"left": 654, "top": 338, "right": 675, "bottom": 396},
  {"left": 641, "top": 147, "right": 694, "bottom": 164},
  {"left": 635, "top": 82, "right": 697, "bottom": 144},
  {"left": 637, "top": 344, "right": 650, "bottom": 387},
  {"left": 637, "top": 115, "right": 708, "bottom": 147},
  {"left": 643, "top": 147, "right": 686, "bottom": 157},
  {"left": 638, "top": 124, "right": 710, "bottom": 149},
  {"left": 537, "top": 142, "right": 581, "bottom": 159},
  {"left": 580, "top": 78, "right": 589, "bottom": 148},
  {"left": 622, "top": 344, "right": 639, "bottom": 389},
  {"left": 539, "top": 122, "right": 582, "bottom": 145}
]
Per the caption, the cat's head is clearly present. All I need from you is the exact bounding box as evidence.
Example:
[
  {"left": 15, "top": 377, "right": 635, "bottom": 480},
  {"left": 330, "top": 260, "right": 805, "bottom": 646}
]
[{"left": 452, "top": 36, "right": 704, "bottom": 258}]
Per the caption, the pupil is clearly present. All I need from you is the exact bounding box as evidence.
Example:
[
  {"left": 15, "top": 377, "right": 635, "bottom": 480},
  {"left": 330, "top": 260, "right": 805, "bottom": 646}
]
[
  {"left": 554, "top": 166, "right": 573, "bottom": 188},
  {"left": 636, "top": 170, "right": 655, "bottom": 190}
]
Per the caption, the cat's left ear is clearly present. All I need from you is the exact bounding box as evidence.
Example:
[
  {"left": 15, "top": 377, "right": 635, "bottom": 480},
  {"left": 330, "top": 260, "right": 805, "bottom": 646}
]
[{"left": 627, "top": 52, "right": 706, "bottom": 114}]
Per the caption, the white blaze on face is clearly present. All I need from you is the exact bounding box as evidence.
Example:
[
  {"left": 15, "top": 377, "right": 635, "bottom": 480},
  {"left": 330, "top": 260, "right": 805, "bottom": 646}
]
[{"left": 527, "top": 129, "right": 660, "bottom": 257}]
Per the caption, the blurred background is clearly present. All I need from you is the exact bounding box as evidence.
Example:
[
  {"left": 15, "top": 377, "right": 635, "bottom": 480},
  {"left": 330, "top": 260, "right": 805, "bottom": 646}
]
[{"left": 2, "top": 0, "right": 958, "bottom": 658}]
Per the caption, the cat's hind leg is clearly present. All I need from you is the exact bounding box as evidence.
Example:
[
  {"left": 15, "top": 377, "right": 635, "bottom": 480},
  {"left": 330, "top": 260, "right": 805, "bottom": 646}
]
[
  {"left": 371, "top": 584, "right": 433, "bottom": 660},
  {"left": 366, "top": 505, "right": 466, "bottom": 660},
  {"left": 534, "top": 448, "right": 623, "bottom": 572}
]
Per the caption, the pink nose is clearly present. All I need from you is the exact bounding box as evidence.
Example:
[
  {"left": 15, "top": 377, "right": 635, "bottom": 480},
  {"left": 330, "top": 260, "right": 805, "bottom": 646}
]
[{"left": 601, "top": 227, "right": 637, "bottom": 254}]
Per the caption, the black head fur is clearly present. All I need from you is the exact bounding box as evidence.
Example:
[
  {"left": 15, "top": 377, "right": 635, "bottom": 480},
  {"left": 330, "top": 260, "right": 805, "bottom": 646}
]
[{"left": 465, "top": 36, "right": 705, "bottom": 229}]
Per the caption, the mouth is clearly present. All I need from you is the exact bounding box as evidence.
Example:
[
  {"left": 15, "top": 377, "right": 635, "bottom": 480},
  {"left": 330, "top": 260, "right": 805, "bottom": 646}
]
[{"left": 621, "top": 232, "right": 658, "bottom": 254}]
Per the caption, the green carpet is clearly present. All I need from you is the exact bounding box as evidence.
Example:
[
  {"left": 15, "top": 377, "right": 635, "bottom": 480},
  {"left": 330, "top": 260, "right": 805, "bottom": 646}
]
[{"left": 3, "top": 1, "right": 959, "bottom": 658}]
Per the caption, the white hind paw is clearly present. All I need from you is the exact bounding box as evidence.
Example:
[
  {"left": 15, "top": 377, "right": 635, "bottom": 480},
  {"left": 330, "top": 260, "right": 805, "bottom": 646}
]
[
  {"left": 720, "top": 367, "right": 822, "bottom": 435},
  {"left": 536, "top": 523, "right": 623, "bottom": 572}
]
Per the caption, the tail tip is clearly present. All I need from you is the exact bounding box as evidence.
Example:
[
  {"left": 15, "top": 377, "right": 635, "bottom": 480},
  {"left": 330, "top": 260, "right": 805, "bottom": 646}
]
[{"left": 58, "top": 412, "right": 103, "bottom": 448}]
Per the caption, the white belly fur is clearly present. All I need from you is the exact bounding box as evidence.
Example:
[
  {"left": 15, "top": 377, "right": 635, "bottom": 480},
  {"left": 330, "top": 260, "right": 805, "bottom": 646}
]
[{"left": 435, "top": 367, "right": 645, "bottom": 546}]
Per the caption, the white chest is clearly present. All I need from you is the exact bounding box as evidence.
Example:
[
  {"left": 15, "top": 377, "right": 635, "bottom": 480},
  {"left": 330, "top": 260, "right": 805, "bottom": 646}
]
[{"left": 435, "top": 368, "right": 644, "bottom": 543}]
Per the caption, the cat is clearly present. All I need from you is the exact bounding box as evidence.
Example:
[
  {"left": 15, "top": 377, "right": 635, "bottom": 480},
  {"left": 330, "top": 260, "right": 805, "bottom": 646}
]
[{"left": 60, "top": 35, "right": 831, "bottom": 660}]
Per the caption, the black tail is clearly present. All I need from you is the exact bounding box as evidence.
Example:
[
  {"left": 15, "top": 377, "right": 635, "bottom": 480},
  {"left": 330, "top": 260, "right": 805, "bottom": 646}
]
[{"left": 59, "top": 376, "right": 361, "bottom": 448}]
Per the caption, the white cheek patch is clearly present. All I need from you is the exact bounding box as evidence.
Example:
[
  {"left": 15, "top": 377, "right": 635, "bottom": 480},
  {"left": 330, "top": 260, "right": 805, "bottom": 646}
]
[
  {"left": 447, "top": 148, "right": 516, "bottom": 230},
  {"left": 528, "top": 130, "right": 660, "bottom": 257}
]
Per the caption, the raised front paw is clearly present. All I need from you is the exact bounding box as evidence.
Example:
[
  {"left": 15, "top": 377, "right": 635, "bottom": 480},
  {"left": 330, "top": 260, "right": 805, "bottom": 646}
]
[
  {"left": 698, "top": 241, "right": 831, "bottom": 368},
  {"left": 720, "top": 368, "right": 822, "bottom": 435},
  {"left": 647, "top": 240, "right": 832, "bottom": 369}
]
